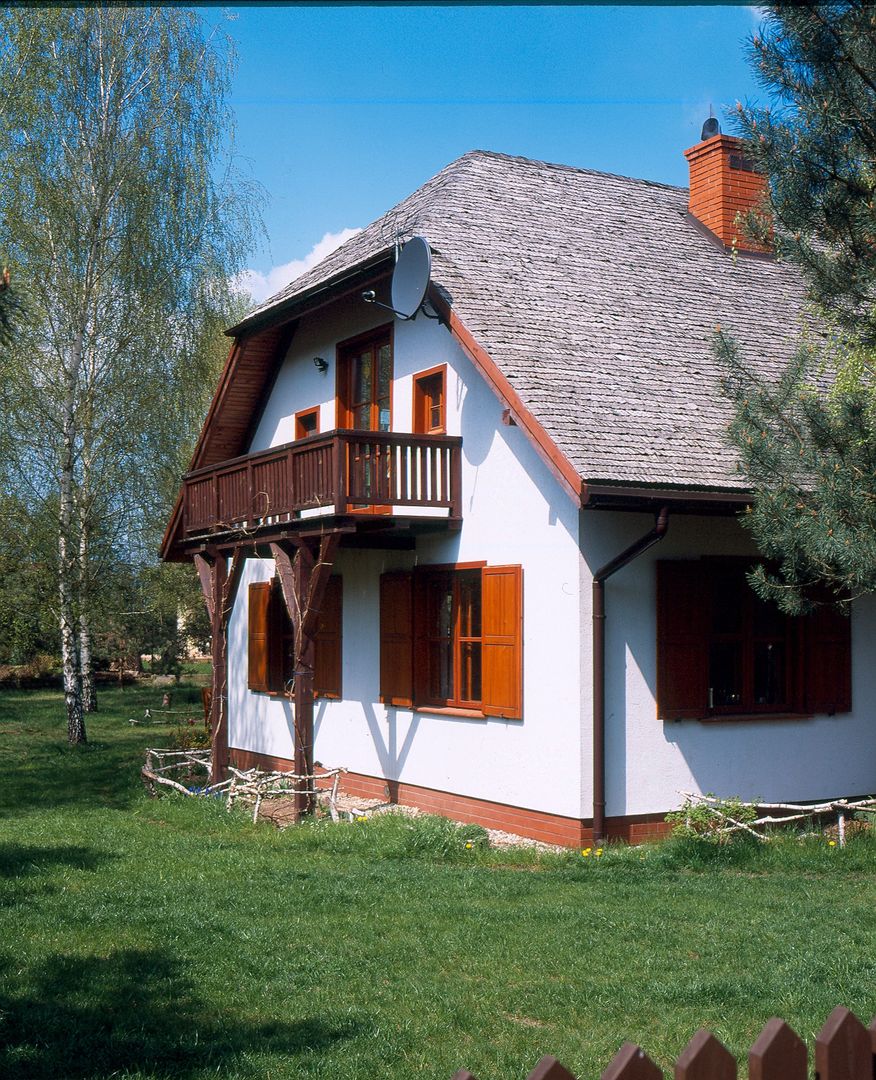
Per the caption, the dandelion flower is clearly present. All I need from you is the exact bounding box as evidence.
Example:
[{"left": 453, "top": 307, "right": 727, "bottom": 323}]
[
  {"left": 465, "top": 842, "right": 473, "bottom": 850},
  {"left": 595, "top": 848, "right": 603, "bottom": 857},
  {"left": 828, "top": 839, "right": 837, "bottom": 847},
  {"left": 581, "top": 848, "right": 591, "bottom": 857}
]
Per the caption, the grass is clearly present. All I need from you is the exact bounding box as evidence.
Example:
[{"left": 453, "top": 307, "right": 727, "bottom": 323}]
[{"left": 2, "top": 685, "right": 876, "bottom": 1079}]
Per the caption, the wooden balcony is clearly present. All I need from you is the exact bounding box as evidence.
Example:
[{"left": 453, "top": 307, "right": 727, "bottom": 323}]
[{"left": 181, "top": 430, "right": 462, "bottom": 539}]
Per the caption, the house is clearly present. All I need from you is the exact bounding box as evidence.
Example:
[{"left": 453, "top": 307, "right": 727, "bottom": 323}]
[{"left": 161, "top": 124, "right": 872, "bottom": 846}]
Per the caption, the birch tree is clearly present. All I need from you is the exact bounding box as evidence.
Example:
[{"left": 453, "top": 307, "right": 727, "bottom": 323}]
[{"left": 0, "top": 7, "right": 261, "bottom": 742}]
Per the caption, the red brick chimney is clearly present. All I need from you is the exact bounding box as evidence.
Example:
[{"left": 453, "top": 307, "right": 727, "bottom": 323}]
[{"left": 684, "top": 124, "right": 769, "bottom": 253}]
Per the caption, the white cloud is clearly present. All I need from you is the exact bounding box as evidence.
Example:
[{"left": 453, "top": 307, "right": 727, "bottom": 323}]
[
  {"left": 238, "top": 227, "right": 362, "bottom": 305},
  {"left": 747, "top": 6, "right": 770, "bottom": 28}
]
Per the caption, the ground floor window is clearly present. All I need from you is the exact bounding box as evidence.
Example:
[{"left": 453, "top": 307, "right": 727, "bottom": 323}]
[
  {"left": 419, "top": 568, "right": 482, "bottom": 708},
  {"left": 657, "top": 559, "right": 851, "bottom": 720},
  {"left": 379, "top": 563, "right": 523, "bottom": 718},
  {"left": 248, "top": 576, "right": 342, "bottom": 698}
]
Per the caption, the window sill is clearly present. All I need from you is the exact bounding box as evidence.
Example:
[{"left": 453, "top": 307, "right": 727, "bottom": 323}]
[
  {"left": 254, "top": 690, "right": 341, "bottom": 701},
  {"left": 412, "top": 705, "right": 486, "bottom": 720},
  {"left": 696, "top": 712, "right": 814, "bottom": 725}
]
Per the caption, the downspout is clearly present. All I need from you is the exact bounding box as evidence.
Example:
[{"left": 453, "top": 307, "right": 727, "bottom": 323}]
[{"left": 592, "top": 506, "right": 669, "bottom": 844}]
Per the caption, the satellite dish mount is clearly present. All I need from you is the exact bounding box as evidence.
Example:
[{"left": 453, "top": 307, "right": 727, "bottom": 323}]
[{"left": 362, "top": 236, "right": 443, "bottom": 323}]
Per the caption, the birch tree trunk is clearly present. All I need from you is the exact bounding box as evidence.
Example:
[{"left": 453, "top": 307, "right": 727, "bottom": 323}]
[
  {"left": 79, "top": 600, "right": 96, "bottom": 713},
  {"left": 60, "top": 333, "right": 86, "bottom": 744},
  {"left": 78, "top": 451, "right": 96, "bottom": 713}
]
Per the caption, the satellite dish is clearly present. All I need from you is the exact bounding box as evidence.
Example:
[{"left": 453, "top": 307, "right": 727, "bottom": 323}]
[
  {"left": 391, "top": 236, "right": 431, "bottom": 319},
  {"left": 701, "top": 116, "right": 721, "bottom": 140}
]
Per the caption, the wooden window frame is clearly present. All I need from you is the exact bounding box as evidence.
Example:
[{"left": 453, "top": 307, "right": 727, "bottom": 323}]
[
  {"left": 335, "top": 324, "right": 394, "bottom": 431},
  {"left": 656, "top": 558, "right": 851, "bottom": 721},
  {"left": 295, "top": 406, "right": 320, "bottom": 440},
  {"left": 248, "top": 575, "right": 343, "bottom": 701},
  {"left": 379, "top": 563, "right": 523, "bottom": 719},
  {"left": 416, "top": 568, "right": 483, "bottom": 711},
  {"left": 412, "top": 364, "right": 447, "bottom": 435}
]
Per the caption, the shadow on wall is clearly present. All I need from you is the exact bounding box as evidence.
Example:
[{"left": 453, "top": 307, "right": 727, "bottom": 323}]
[
  {"left": 363, "top": 701, "right": 421, "bottom": 784},
  {"left": 0, "top": 947, "right": 362, "bottom": 1079}
]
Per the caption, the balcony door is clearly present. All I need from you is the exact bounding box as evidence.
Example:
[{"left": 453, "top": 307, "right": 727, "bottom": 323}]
[{"left": 337, "top": 326, "right": 393, "bottom": 511}]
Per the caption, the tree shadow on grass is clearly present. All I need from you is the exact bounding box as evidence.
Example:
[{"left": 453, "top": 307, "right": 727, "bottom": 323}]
[
  {"left": 0, "top": 843, "right": 117, "bottom": 910},
  {"left": 0, "top": 739, "right": 146, "bottom": 817},
  {"left": 0, "top": 843, "right": 113, "bottom": 878},
  {"left": 0, "top": 948, "right": 361, "bottom": 1078}
]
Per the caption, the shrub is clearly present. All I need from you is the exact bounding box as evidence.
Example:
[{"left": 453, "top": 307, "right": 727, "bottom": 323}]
[
  {"left": 665, "top": 794, "right": 759, "bottom": 845},
  {"left": 167, "top": 719, "right": 211, "bottom": 751},
  {"left": 398, "top": 815, "right": 490, "bottom": 858}
]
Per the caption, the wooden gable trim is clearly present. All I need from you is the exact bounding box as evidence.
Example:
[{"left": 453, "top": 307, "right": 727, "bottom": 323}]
[
  {"left": 194, "top": 322, "right": 297, "bottom": 470},
  {"left": 429, "top": 289, "right": 585, "bottom": 508},
  {"left": 160, "top": 321, "right": 298, "bottom": 560},
  {"left": 236, "top": 321, "right": 299, "bottom": 461},
  {"left": 228, "top": 261, "right": 394, "bottom": 338}
]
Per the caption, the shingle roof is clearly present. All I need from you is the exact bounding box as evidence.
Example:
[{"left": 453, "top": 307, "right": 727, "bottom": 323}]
[{"left": 239, "top": 149, "right": 810, "bottom": 492}]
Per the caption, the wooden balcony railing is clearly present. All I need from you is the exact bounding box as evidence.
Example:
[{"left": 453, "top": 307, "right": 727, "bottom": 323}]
[{"left": 182, "top": 430, "right": 462, "bottom": 536}]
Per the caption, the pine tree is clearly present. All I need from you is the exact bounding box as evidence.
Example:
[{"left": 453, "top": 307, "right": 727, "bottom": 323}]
[
  {"left": 721, "top": 3, "right": 876, "bottom": 608},
  {"left": 735, "top": 3, "right": 876, "bottom": 343}
]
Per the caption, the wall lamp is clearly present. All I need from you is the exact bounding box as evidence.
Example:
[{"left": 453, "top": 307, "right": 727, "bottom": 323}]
[{"left": 313, "top": 356, "right": 329, "bottom": 374}]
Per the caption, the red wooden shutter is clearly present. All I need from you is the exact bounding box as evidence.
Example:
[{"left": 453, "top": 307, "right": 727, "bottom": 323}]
[
  {"left": 248, "top": 581, "right": 272, "bottom": 692},
  {"left": 482, "top": 565, "right": 523, "bottom": 719},
  {"left": 380, "top": 571, "right": 413, "bottom": 706},
  {"left": 656, "top": 560, "right": 709, "bottom": 720},
  {"left": 314, "top": 576, "right": 343, "bottom": 699},
  {"left": 803, "top": 603, "right": 852, "bottom": 714}
]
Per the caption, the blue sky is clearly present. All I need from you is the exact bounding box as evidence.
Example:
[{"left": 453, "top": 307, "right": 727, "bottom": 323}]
[{"left": 224, "top": 5, "right": 766, "bottom": 301}]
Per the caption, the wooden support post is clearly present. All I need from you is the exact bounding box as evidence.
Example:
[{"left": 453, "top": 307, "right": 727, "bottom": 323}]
[
  {"left": 208, "top": 553, "right": 228, "bottom": 783},
  {"left": 193, "top": 553, "right": 215, "bottom": 623},
  {"left": 293, "top": 540, "right": 315, "bottom": 814},
  {"left": 195, "top": 549, "right": 244, "bottom": 786},
  {"left": 270, "top": 534, "right": 339, "bottom": 816}
]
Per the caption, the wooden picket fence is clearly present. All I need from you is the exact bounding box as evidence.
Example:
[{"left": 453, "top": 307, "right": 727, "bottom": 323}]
[{"left": 452, "top": 1007, "right": 875, "bottom": 1080}]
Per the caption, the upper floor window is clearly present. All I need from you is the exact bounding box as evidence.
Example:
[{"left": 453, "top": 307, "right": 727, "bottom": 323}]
[
  {"left": 337, "top": 326, "right": 392, "bottom": 432},
  {"left": 295, "top": 407, "right": 319, "bottom": 439},
  {"left": 413, "top": 365, "right": 446, "bottom": 435}
]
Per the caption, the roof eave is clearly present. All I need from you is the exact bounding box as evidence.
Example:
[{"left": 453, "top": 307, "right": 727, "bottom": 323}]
[
  {"left": 228, "top": 249, "right": 396, "bottom": 338},
  {"left": 582, "top": 481, "right": 752, "bottom": 515}
]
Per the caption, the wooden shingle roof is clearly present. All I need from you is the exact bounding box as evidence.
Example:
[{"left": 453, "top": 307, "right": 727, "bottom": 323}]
[{"left": 233, "top": 149, "right": 809, "bottom": 493}]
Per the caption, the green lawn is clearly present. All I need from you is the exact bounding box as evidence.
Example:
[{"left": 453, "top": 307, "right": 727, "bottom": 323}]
[{"left": 1, "top": 685, "right": 875, "bottom": 1080}]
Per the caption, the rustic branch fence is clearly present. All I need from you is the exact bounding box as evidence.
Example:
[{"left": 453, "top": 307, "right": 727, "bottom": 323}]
[
  {"left": 140, "top": 748, "right": 346, "bottom": 823},
  {"left": 677, "top": 792, "right": 876, "bottom": 846},
  {"left": 452, "top": 1007, "right": 876, "bottom": 1080}
]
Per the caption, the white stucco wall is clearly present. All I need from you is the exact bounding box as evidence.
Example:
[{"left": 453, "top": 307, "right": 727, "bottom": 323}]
[
  {"left": 580, "top": 510, "right": 876, "bottom": 819},
  {"left": 226, "top": 295, "right": 584, "bottom": 818}
]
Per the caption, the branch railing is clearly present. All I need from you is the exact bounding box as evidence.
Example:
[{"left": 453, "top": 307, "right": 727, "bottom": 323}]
[{"left": 182, "top": 429, "right": 462, "bottom": 535}]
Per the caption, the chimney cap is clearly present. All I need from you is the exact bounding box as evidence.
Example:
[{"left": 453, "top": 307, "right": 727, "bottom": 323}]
[{"left": 701, "top": 116, "right": 721, "bottom": 140}]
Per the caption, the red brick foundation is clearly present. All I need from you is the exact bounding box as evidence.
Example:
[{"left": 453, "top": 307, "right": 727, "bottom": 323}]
[{"left": 227, "top": 746, "right": 671, "bottom": 847}]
